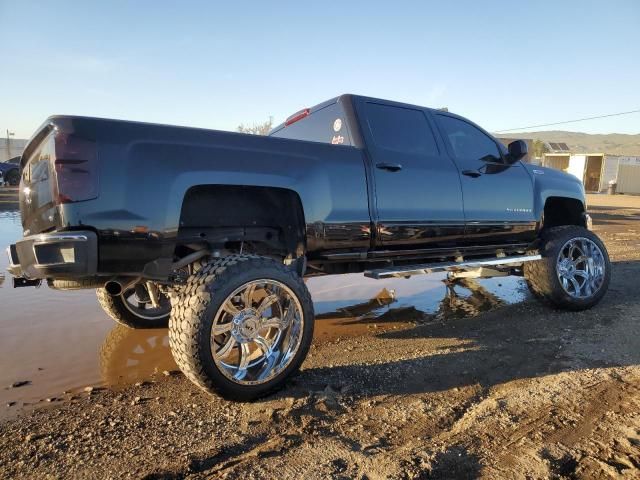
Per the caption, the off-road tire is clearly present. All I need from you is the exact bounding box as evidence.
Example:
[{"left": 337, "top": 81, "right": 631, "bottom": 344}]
[
  {"left": 96, "top": 287, "right": 171, "bottom": 329},
  {"left": 168, "top": 254, "right": 314, "bottom": 401},
  {"left": 524, "top": 226, "right": 610, "bottom": 310}
]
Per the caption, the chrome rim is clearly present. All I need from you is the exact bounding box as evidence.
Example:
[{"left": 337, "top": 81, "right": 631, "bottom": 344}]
[
  {"left": 121, "top": 285, "right": 171, "bottom": 320},
  {"left": 556, "top": 237, "right": 606, "bottom": 299},
  {"left": 211, "top": 279, "right": 304, "bottom": 385}
]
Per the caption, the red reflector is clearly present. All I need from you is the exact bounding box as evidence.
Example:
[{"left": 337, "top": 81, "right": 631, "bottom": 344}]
[{"left": 285, "top": 108, "right": 310, "bottom": 126}]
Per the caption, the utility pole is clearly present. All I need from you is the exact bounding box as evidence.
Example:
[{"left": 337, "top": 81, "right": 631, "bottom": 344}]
[{"left": 6, "top": 129, "right": 15, "bottom": 161}]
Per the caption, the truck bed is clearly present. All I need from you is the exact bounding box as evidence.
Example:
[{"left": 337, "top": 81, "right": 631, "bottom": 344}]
[{"left": 14, "top": 115, "right": 370, "bottom": 280}]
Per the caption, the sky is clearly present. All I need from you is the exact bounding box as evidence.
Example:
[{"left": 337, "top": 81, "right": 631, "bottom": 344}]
[{"left": 1, "top": 0, "right": 639, "bottom": 139}]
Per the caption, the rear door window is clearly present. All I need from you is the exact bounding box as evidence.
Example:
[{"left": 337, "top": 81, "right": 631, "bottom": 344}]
[
  {"left": 364, "top": 103, "right": 439, "bottom": 156},
  {"left": 271, "top": 103, "right": 352, "bottom": 146}
]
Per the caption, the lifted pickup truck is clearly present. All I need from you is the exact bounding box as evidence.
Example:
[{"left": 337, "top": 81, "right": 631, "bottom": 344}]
[{"left": 7, "top": 94, "right": 610, "bottom": 400}]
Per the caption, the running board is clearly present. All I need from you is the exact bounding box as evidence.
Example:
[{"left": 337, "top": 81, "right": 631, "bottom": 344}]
[{"left": 364, "top": 254, "right": 541, "bottom": 279}]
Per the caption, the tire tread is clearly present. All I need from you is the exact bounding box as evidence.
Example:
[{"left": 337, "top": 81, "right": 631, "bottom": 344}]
[
  {"left": 524, "top": 226, "right": 610, "bottom": 311},
  {"left": 168, "top": 254, "right": 313, "bottom": 400}
]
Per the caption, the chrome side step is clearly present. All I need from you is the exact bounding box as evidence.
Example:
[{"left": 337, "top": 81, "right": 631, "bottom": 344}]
[{"left": 364, "top": 254, "right": 541, "bottom": 279}]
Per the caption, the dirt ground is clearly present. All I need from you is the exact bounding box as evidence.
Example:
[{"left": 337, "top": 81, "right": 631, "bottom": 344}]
[{"left": 1, "top": 194, "right": 639, "bottom": 479}]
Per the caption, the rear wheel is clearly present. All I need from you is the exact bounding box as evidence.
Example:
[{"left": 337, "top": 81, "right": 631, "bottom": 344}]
[
  {"left": 524, "top": 226, "right": 610, "bottom": 310},
  {"left": 168, "top": 254, "right": 314, "bottom": 401},
  {"left": 96, "top": 283, "right": 171, "bottom": 329}
]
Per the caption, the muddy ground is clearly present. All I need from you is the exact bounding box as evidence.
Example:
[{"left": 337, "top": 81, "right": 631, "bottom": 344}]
[{"left": 1, "top": 194, "right": 639, "bottom": 479}]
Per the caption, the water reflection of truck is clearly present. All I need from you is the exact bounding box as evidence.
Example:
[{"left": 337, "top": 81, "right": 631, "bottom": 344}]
[
  {"left": 7, "top": 94, "right": 610, "bottom": 400},
  {"left": 98, "top": 280, "right": 501, "bottom": 387}
]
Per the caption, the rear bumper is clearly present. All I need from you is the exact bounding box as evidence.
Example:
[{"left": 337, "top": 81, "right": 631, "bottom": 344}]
[{"left": 7, "top": 231, "right": 98, "bottom": 280}]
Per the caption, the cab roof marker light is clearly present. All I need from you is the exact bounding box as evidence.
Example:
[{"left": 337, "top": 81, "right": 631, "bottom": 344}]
[{"left": 285, "top": 108, "right": 310, "bottom": 126}]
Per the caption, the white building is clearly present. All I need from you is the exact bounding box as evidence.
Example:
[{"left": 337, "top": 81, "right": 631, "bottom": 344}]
[{"left": 543, "top": 153, "right": 640, "bottom": 194}]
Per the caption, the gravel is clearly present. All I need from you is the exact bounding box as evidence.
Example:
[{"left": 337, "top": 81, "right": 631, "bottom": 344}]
[{"left": 1, "top": 200, "right": 639, "bottom": 479}]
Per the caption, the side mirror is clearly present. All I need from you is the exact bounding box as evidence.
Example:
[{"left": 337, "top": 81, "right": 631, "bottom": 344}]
[{"left": 506, "top": 140, "right": 527, "bottom": 164}]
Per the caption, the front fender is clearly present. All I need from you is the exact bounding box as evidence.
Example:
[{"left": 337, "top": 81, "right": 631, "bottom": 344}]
[{"left": 527, "top": 165, "right": 586, "bottom": 220}]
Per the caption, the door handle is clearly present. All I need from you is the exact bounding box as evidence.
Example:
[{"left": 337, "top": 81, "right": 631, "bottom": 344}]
[
  {"left": 376, "top": 163, "right": 403, "bottom": 172},
  {"left": 462, "top": 170, "right": 482, "bottom": 178}
]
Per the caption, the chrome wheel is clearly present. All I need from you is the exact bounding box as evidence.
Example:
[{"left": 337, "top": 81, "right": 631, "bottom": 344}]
[
  {"left": 121, "top": 284, "right": 171, "bottom": 320},
  {"left": 211, "top": 279, "right": 304, "bottom": 385},
  {"left": 556, "top": 237, "right": 606, "bottom": 299}
]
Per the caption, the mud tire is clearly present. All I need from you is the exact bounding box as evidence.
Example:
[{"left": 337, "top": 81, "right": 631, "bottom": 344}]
[
  {"left": 168, "top": 254, "right": 314, "bottom": 401},
  {"left": 524, "top": 226, "right": 610, "bottom": 311}
]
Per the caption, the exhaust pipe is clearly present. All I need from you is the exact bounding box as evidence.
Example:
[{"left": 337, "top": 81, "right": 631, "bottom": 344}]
[
  {"left": 104, "top": 277, "right": 140, "bottom": 297},
  {"left": 103, "top": 247, "right": 211, "bottom": 298},
  {"left": 104, "top": 249, "right": 211, "bottom": 298},
  {"left": 104, "top": 280, "right": 123, "bottom": 296}
]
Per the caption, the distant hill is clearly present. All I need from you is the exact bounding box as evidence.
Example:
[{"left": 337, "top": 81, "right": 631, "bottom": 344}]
[{"left": 495, "top": 131, "right": 640, "bottom": 156}]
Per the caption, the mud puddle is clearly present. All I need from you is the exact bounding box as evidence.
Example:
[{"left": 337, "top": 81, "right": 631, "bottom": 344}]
[{"left": 0, "top": 211, "right": 529, "bottom": 419}]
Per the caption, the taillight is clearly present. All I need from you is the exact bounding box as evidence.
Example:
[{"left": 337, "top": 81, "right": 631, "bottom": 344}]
[
  {"left": 285, "top": 108, "right": 310, "bottom": 126},
  {"left": 53, "top": 134, "right": 98, "bottom": 204}
]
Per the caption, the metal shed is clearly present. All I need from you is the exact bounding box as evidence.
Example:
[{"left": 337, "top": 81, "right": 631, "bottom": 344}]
[{"left": 616, "top": 157, "right": 640, "bottom": 194}]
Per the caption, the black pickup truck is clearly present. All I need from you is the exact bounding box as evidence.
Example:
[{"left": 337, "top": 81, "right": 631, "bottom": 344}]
[{"left": 7, "top": 94, "right": 610, "bottom": 399}]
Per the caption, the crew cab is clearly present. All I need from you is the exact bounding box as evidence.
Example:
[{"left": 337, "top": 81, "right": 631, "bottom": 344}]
[{"left": 7, "top": 94, "right": 610, "bottom": 400}]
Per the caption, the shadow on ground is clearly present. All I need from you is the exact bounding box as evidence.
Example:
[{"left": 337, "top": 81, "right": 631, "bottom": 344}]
[{"left": 294, "top": 260, "right": 638, "bottom": 400}]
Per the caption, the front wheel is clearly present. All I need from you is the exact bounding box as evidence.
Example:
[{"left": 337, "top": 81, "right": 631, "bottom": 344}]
[
  {"left": 168, "top": 254, "right": 314, "bottom": 401},
  {"left": 524, "top": 226, "right": 611, "bottom": 310}
]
